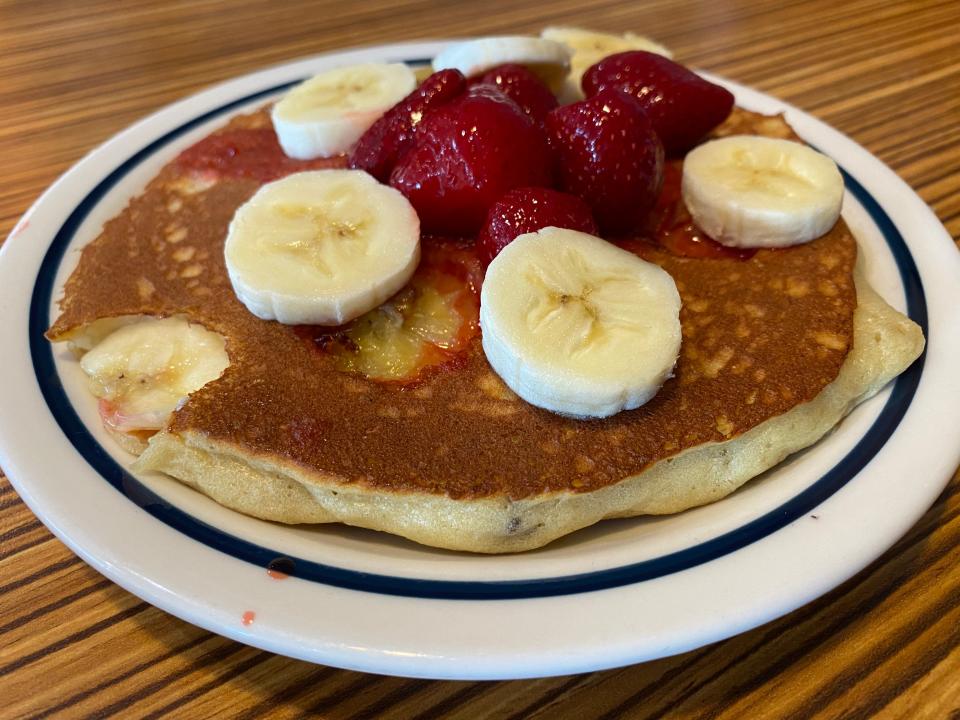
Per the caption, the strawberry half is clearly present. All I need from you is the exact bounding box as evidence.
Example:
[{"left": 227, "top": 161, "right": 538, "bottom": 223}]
[
  {"left": 389, "top": 85, "right": 554, "bottom": 236},
  {"left": 582, "top": 51, "right": 734, "bottom": 155},
  {"left": 477, "top": 187, "right": 598, "bottom": 266},
  {"left": 471, "top": 64, "right": 559, "bottom": 123},
  {"left": 545, "top": 88, "right": 664, "bottom": 236},
  {"left": 348, "top": 69, "right": 466, "bottom": 181}
]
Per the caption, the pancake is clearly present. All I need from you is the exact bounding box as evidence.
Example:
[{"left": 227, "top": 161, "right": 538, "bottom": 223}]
[{"left": 47, "top": 108, "right": 924, "bottom": 552}]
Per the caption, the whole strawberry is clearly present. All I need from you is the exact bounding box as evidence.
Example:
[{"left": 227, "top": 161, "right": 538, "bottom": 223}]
[
  {"left": 390, "top": 85, "right": 554, "bottom": 236},
  {"left": 471, "top": 64, "right": 558, "bottom": 123},
  {"left": 478, "top": 187, "right": 598, "bottom": 265},
  {"left": 582, "top": 51, "right": 734, "bottom": 155},
  {"left": 348, "top": 69, "right": 466, "bottom": 181},
  {"left": 545, "top": 88, "right": 664, "bottom": 235}
]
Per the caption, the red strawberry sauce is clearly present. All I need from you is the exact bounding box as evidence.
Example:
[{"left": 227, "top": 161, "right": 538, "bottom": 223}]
[
  {"left": 644, "top": 161, "right": 756, "bottom": 261},
  {"left": 176, "top": 127, "right": 346, "bottom": 182}
]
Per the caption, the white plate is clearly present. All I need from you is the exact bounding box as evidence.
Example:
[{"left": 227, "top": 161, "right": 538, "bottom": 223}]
[{"left": 1, "top": 41, "right": 958, "bottom": 681}]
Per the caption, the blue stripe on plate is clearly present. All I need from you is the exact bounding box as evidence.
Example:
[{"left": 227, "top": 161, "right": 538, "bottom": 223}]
[{"left": 28, "top": 74, "right": 928, "bottom": 600}]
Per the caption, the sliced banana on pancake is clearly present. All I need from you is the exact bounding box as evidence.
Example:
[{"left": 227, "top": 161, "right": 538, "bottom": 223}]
[
  {"left": 541, "top": 27, "right": 672, "bottom": 102},
  {"left": 682, "top": 135, "right": 844, "bottom": 248},
  {"left": 225, "top": 169, "right": 420, "bottom": 325},
  {"left": 271, "top": 63, "right": 416, "bottom": 159},
  {"left": 480, "top": 227, "right": 681, "bottom": 419},
  {"left": 431, "top": 36, "right": 571, "bottom": 88},
  {"left": 80, "top": 317, "right": 229, "bottom": 433}
]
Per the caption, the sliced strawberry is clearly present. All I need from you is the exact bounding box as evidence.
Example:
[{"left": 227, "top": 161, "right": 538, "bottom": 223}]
[
  {"left": 545, "top": 88, "right": 664, "bottom": 235},
  {"left": 477, "top": 187, "right": 598, "bottom": 266},
  {"left": 348, "top": 69, "right": 466, "bottom": 181},
  {"left": 582, "top": 51, "right": 734, "bottom": 155},
  {"left": 389, "top": 85, "right": 554, "bottom": 236},
  {"left": 471, "top": 64, "right": 558, "bottom": 123}
]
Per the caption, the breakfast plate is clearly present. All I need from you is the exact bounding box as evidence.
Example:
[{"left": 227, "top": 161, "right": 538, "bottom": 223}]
[{"left": 1, "top": 40, "right": 958, "bottom": 680}]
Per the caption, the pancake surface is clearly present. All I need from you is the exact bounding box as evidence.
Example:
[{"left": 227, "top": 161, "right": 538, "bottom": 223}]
[{"left": 48, "top": 107, "right": 923, "bottom": 552}]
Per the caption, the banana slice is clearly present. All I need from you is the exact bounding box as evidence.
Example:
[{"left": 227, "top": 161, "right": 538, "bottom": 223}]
[
  {"left": 541, "top": 27, "right": 672, "bottom": 102},
  {"left": 80, "top": 317, "right": 229, "bottom": 433},
  {"left": 682, "top": 135, "right": 844, "bottom": 248},
  {"left": 225, "top": 169, "right": 420, "bottom": 326},
  {"left": 271, "top": 63, "right": 416, "bottom": 159},
  {"left": 431, "top": 36, "right": 571, "bottom": 89},
  {"left": 480, "top": 227, "right": 681, "bottom": 419}
]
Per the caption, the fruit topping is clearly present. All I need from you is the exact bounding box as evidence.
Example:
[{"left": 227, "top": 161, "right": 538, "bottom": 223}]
[
  {"left": 471, "top": 64, "right": 558, "bottom": 122},
  {"left": 480, "top": 227, "right": 681, "bottom": 418},
  {"left": 541, "top": 27, "right": 673, "bottom": 103},
  {"left": 545, "top": 87, "right": 664, "bottom": 235},
  {"left": 582, "top": 51, "right": 734, "bottom": 155},
  {"left": 432, "top": 36, "right": 571, "bottom": 88},
  {"left": 225, "top": 170, "right": 421, "bottom": 325},
  {"left": 389, "top": 85, "right": 554, "bottom": 236},
  {"left": 477, "top": 187, "right": 598, "bottom": 266},
  {"left": 349, "top": 69, "right": 466, "bottom": 182},
  {"left": 272, "top": 63, "right": 417, "bottom": 159},
  {"left": 681, "top": 135, "right": 844, "bottom": 248},
  {"left": 80, "top": 317, "right": 230, "bottom": 434}
]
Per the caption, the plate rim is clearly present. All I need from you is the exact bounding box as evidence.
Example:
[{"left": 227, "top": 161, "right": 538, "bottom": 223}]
[{"left": 24, "top": 140, "right": 927, "bottom": 598}]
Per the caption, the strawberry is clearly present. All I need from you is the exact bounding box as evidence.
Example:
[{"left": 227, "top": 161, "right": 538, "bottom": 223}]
[
  {"left": 471, "top": 64, "right": 558, "bottom": 123},
  {"left": 582, "top": 51, "right": 734, "bottom": 155},
  {"left": 389, "top": 85, "right": 554, "bottom": 236},
  {"left": 348, "top": 69, "right": 466, "bottom": 181},
  {"left": 545, "top": 88, "right": 664, "bottom": 235},
  {"left": 477, "top": 187, "right": 598, "bottom": 266}
]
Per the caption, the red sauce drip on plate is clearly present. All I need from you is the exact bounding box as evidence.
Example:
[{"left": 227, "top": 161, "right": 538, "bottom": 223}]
[
  {"left": 176, "top": 127, "right": 346, "bottom": 182},
  {"left": 241, "top": 610, "right": 256, "bottom": 626},
  {"left": 267, "top": 557, "right": 294, "bottom": 580}
]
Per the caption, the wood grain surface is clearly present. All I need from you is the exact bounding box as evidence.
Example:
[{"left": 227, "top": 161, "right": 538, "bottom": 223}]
[{"left": 2, "top": 0, "right": 959, "bottom": 717}]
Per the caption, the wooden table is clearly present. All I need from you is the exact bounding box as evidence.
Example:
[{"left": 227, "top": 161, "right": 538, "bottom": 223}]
[{"left": 2, "top": 0, "right": 958, "bottom": 716}]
